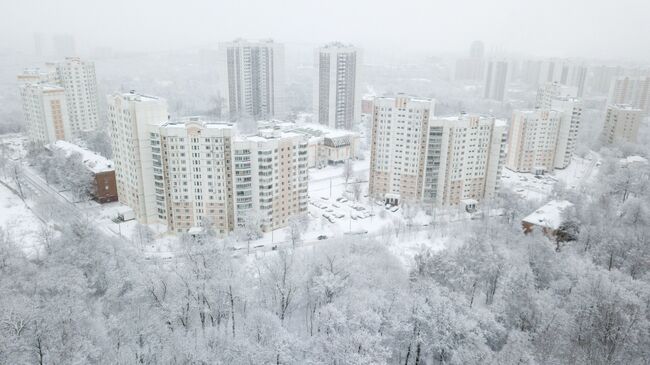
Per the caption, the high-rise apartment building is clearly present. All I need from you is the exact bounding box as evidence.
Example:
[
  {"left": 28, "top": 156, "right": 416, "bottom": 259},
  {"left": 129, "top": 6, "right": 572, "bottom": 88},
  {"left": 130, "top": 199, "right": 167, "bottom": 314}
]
[
  {"left": 18, "top": 58, "right": 99, "bottom": 145},
  {"left": 107, "top": 92, "right": 170, "bottom": 224},
  {"left": 484, "top": 60, "right": 509, "bottom": 101},
  {"left": 535, "top": 81, "right": 578, "bottom": 109},
  {"left": 600, "top": 104, "right": 643, "bottom": 145},
  {"left": 369, "top": 95, "right": 506, "bottom": 207},
  {"left": 19, "top": 83, "right": 70, "bottom": 144},
  {"left": 150, "top": 118, "right": 235, "bottom": 233},
  {"left": 49, "top": 57, "right": 100, "bottom": 133},
  {"left": 455, "top": 40, "right": 485, "bottom": 81},
  {"left": 314, "top": 42, "right": 361, "bottom": 130},
  {"left": 232, "top": 130, "right": 309, "bottom": 232},
  {"left": 550, "top": 97, "right": 583, "bottom": 169},
  {"left": 219, "top": 39, "right": 285, "bottom": 121},
  {"left": 608, "top": 76, "right": 650, "bottom": 114},
  {"left": 506, "top": 110, "right": 562, "bottom": 173}
]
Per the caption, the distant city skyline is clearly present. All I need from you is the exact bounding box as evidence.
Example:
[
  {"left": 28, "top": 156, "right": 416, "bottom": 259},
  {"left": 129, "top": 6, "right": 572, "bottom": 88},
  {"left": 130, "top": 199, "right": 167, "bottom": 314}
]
[{"left": 1, "top": 0, "right": 649, "bottom": 62}]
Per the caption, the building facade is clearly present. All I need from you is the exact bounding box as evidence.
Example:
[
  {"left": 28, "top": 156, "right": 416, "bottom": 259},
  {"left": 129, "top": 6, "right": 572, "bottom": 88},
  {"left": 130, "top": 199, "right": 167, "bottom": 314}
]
[
  {"left": 608, "top": 76, "right": 650, "bottom": 114},
  {"left": 19, "top": 82, "right": 71, "bottom": 144},
  {"left": 50, "top": 57, "right": 100, "bottom": 133},
  {"left": 107, "top": 92, "right": 170, "bottom": 224},
  {"left": 600, "top": 104, "right": 643, "bottom": 145},
  {"left": 314, "top": 43, "right": 361, "bottom": 130},
  {"left": 506, "top": 110, "right": 562, "bottom": 173},
  {"left": 484, "top": 60, "right": 509, "bottom": 101},
  {"left": 18, "top": 58, "right": 99, "bottom": 145},
  {"left": 369, "top": 95, "right": 506, "bottom": 207},
  {"left": 232, "top": 130, "right": 309, "bottom": 232},
  {"left": 219, "top": 39, "right": 284, "bottom": 121},
  {"left": 454, "top": 40, "right": 485, "bottom": 82},
  {"left": 151, "top": 118, "right": 235, "bottom": 234}
]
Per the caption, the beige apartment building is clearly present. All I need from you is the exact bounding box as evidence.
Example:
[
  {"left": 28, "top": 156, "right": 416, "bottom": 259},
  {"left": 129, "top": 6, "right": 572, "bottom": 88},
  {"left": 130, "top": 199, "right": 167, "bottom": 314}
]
[
  {"left": 600, "top": 104, "right": 643, "bottom": 145},
  {"left": 369, "top": 95, "right": 507, "bottom": 207},
  {"left": 506, "top": 110, "right": 561, "bottom": 173},
  {"left": 108, "top": 91, "right": 170, "bottom": 224}
]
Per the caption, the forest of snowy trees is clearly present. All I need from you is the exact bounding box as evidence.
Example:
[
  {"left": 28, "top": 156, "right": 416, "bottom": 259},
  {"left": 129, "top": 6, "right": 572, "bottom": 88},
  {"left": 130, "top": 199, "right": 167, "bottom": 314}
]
[{"left": 0, "top": 149, "right": 649, "bottom": 364}]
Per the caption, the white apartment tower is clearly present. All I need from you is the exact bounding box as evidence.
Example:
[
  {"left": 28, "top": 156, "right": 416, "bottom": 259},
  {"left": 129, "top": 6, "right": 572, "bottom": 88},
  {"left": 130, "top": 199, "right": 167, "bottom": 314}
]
[
  {"left": 314, "top": 42, "right": 361, "bottom": 130},
  {"left": 455, "top": 40, "right": 485, "bottom": 81},
  {"left": 608, "top": 76, "right": 650, "bottom": 114},
  {"left": 146, "top": 118, "right": 309, "bottom": 234},
  {"left": 50, "top": 57, "right": 100, "bottom": 133},
  {"left": 107, "top": 92, "right": 169, "bottom": 224},
  {"left": 484, "top": 60, "right": 509, "bottom": 101},
  {"left": 219, "top": 39, "right": 285, "bottom": 121},
  {"left": 232, "top": 130, "right": 309, "bottom": 232},
  {"left": 369, "top": 95, "right": 506, "bottom": 207},
  {"left": 19, "top": 82, "right": 70, "bottom": 144},
  {"left": 18, "top": 58, "right": 99, "bottom": 145},
  {"left": 600, "top": 105, "right": 643, "bottom": 145},
  {"left": 506, "top": 110, "right": 562, "bottom": 173},
  {"left": 534, "top": 82, "right": 584, "bottom": 169},
  {"left": 150, "top": 118, "right": 235, "bottom": 233}
]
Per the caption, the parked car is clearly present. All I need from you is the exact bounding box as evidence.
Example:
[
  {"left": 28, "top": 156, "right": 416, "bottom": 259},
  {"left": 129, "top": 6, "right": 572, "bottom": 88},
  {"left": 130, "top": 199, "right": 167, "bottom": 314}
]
[{"left": 317, "top": 235, "right": 328, "bottom": 240}]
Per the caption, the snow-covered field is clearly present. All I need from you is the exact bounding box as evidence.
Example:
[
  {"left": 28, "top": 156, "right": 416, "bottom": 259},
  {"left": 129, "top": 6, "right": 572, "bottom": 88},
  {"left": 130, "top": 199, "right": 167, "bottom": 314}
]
[{"left": 0, "top": 182, "right": 45, "bottom": 258}]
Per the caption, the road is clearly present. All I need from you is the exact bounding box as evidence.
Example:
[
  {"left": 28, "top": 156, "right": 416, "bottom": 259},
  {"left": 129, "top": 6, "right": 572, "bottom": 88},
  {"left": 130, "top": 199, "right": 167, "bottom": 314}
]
[{"left": 17, "top": 163, "right": 123, "bottom": 239}]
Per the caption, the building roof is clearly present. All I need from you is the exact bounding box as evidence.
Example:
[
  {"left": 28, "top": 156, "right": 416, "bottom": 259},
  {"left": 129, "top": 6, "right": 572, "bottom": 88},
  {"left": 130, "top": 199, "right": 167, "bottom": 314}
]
[
  {"left": 52, "top": 141, "right": 114, "bottom": 173},
  {"left": 522, "top": 200, "right": 573, "bottom": 230},
  {"left": 620, "top": 155, "right": 648, "bottom": 165}
]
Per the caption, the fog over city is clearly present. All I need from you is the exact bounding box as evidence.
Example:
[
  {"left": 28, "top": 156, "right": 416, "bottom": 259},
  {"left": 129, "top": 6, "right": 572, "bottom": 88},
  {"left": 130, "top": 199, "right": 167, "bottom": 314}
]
[
  {"left": 1, "top": 0, "right": 649, "bottom": 60},
  {"left": 1, "top": 1, "right": 650, "bottom": 364}
]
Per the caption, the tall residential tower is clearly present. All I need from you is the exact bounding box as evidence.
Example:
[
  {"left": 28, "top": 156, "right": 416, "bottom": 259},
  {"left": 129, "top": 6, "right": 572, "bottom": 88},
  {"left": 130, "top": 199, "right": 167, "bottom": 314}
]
[{"left": 314, "top": 42, "right": 361, "bottom": 130}]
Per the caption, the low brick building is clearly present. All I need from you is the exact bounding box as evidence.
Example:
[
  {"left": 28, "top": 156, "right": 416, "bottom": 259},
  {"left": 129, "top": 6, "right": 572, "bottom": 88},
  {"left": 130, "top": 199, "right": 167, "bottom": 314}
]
[{"left": 52, "top": 141, "right": 118, "bottom": 203}]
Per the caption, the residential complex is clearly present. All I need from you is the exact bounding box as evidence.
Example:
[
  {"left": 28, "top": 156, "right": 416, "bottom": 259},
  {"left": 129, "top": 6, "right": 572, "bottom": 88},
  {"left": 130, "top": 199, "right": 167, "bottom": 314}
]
[
  {"left": 19, "top": 82, "right": 70, "bottom": 144},
  {"left": 314, "top": 42, "right": 361, "bottom": 130},
  {"left": 608, "top": 76, "right": 650, "bottom": 114},
  {"left": 18, "top": 58, "right": 99, "bottom": 145},
  {"left": 369, "top": 95, "right": 506, "bottom": 207},
  {"left": 506, "top": 110, "right": 562, "bottom": 173},
  {"left": 108, "top": 92, "right": 170, "bottom": 224},
  {"left": 219, "top": 39, "right": 285, "bottom": 121},
  {"left": 484, "top": 60, "right": 509, "bottom": 101},
  {"left": 600, "top": 104, "right": 643, "bottom": 145},
  {"left": 49, "top": 57, "right": 100, "bottom": 133}
]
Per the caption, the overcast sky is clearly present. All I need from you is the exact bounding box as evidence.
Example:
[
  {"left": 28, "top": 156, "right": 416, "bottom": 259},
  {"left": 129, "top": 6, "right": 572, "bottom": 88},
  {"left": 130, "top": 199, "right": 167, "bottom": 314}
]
[{"left": 2, "top": 0, "right": 648, "bottom": 62}]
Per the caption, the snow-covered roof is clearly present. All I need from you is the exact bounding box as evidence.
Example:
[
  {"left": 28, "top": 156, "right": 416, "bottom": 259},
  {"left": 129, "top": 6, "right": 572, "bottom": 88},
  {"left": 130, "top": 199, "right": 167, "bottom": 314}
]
[
  {"left": 620, "top": 155, "right": 648, "bottom": 166},
  {"left": 522, "top": 200, "right": 573, "bottom": 230},
  {"left": 52, "top": 141, "right": 114, "bottom": 174}
]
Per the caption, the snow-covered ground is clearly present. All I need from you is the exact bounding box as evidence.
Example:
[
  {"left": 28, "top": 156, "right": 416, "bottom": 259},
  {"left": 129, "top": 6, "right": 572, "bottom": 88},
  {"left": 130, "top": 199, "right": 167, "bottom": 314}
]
[
  {"left": 0, "top": 182, "right": 46, "bottom": 258},
  {"left": 500, "top": 153, "right": 600, "bottom": 201}
]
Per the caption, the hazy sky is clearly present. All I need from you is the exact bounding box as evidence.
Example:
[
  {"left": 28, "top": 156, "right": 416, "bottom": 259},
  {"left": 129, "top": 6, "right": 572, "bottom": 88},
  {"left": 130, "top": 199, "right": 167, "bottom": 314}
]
[{"left": 2, "top": 0, "right": 648, "bottom": 61}]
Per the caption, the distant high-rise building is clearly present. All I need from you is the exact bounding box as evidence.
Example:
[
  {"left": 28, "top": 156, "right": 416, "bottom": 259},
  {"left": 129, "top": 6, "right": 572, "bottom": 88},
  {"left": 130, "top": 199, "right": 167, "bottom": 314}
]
[
  {"left": 314, "top": 42, "right": 361, "bottom": 130},
  {"left": 369, "top": 95, "right": 506, "bottom": 207},
  {"left": 49, "top": 57, "right": 99, "bottom": 133},
  {"left": 600, "top": 104, "right": 643, "bottom": 144},
  {"left": 219, "top": 39, "right": 284, "bottom": 121},
  {"left": 589, "top": 65, "right": 623, "bottom": 95},
  {"left": 19, "top": 82, "right": 70, "bottom": 145},
  {"left": 506, "top": 110, "right": 562, "bottom": 173},
  {"left": 18, "top": 58, "right": 99, "bottom": 145},
  {"left": 522, "top": 59, "right": 587, "bottom": 96},
  {"left": 608, "top": 76, "right": 650, "bottom": 114},
  {"left": 535, "top": 81, "right": 578, "bottom": 109},
  {"left": 107, "top": 92, "right": 169, "bottom": 224},
  {"left": 455, "top": 41, "right": 485, "bottom": 81},
  {"left": 484, "top": 60, "right": 509, "bottom": 101},
  {"left": 550, "top": 97, "right": 583, "bottom": 169},
  {"left": 53, "top": 34, "right": 76, "bottom": 57}
]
